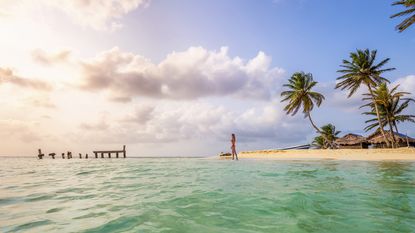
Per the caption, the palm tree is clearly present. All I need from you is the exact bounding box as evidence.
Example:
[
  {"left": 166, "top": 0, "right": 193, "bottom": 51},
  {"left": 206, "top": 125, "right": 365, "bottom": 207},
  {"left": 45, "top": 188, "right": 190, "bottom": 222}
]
[
  {"left": 336, "top": 49, "right": 395, "bottom": 147},
  {"left": 391, "top": 0, "right": 415, "bottom": 32},
  {"left": 362, "top": 85, "right": 415, "bottom": 142},
  {"left": 281, "top": 72, "right": 335, "bottom": 147},
  {"left": 389, "top": 98, "right": 415, "bottom": 133},
  {"left": 361, "top": 83, "right": 409, "bottom": 147},
  {"left": 321, "top": 124, "right": 341, "bottom": 148},
  {"left": 312, "top": 124, "right": 341, "bottom": 149},
  {"left": 312, "top": 136, "right": 325, "bottom": 149},
  {"left": 364, "top": 99, "right": 415, "bottom": 132}
]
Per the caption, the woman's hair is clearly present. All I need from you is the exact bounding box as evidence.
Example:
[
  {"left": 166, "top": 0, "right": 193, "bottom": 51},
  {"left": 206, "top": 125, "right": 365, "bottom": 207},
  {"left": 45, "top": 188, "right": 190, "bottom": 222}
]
[{"left": 231, "top": 133, "right": 235, "bottom": 138}]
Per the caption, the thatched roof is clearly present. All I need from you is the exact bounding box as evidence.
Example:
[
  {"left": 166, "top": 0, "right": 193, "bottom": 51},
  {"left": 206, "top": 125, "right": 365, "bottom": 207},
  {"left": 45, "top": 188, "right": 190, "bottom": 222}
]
[
  {"left": 367, "top": 130, "right": 415, "bottom": 144},
  {"left": 335, "top": 133, "right": 367, "bottom": 145}
]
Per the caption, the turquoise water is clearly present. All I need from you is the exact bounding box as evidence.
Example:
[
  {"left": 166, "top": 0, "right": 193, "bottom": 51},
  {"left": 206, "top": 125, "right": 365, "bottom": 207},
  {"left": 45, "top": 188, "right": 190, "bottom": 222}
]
[{"left": 0, "top": 158, "right": 415, "bottom": 233}]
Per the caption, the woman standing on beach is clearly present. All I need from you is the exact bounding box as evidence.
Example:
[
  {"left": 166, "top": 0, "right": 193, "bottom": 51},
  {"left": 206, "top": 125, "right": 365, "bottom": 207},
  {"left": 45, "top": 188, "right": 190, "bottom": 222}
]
[{"left": 231, "top": 134, "right": 238, "bottom": 160}]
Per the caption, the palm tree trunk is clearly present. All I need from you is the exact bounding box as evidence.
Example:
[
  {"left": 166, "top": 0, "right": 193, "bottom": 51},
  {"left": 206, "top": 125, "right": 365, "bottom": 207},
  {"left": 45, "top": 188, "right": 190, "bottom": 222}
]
[
  {"left": 307, "top": 112, "right": 336, "bottom": 149},
  {"left": 385, "top": 109, "right": 397, "bottom": 148},
  {"left": 367, "top": 85, "right": 391, "bottom": 148},
  {"left": 393, "top": 120, "right": 399, "bottom": 134}
]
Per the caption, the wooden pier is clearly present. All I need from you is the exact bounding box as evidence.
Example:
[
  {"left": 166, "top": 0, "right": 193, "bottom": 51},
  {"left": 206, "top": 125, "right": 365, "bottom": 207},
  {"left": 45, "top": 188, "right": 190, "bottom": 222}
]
[
  {"left": 93, "top": 145, "right": 126, "bottom": 159},
  {"left": 37, "top": 145, "right": 126, "bottom": 159}
]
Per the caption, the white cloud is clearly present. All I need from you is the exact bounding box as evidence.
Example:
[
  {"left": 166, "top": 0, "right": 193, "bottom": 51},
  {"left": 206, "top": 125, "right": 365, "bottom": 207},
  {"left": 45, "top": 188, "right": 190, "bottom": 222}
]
[
  {"left": 76, "top": 46, "right": 285, "bottom": 101},
  {"left": 74, "top": 101, "right": 309, "bottom": 147},
  {"left": 0, "top": 0, "right": 149, "bottom": 31},
  {"left": 394, "top": 75, "right": 415, "bottom": 97}
]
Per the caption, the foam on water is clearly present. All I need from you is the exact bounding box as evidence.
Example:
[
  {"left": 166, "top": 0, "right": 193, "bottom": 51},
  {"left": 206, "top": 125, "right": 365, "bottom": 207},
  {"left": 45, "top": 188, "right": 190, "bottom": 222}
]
[{"left": 0, "top": 157, "right": 414, "bottom": 232}]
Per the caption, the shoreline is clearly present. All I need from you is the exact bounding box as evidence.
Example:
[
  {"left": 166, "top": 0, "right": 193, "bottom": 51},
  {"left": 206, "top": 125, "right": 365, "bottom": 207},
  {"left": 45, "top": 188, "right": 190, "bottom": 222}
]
[{"left": 220, "top": 148, "right": 415, "bottom": 161}]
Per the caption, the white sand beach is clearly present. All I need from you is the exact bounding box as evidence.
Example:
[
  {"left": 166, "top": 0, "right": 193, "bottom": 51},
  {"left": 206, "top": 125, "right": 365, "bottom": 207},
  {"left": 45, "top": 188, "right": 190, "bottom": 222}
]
[{"left": 219, "top": 148, "right": 415, "bottom": 161}]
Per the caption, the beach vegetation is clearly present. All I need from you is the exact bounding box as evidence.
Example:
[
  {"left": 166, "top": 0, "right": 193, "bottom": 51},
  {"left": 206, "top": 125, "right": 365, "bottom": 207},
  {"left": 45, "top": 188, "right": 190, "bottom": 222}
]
[
  {"left": 312, "top": 124, "right": 341, "bottom": 149},
  {"left": 336, "top": 49, "right": 395, "bottom": 147},
  {"left": 281, "top": 72, "right": 336, "bottom": 148},
  {"left": 362, "top": 83, "right": 415, "bottom": 147}
]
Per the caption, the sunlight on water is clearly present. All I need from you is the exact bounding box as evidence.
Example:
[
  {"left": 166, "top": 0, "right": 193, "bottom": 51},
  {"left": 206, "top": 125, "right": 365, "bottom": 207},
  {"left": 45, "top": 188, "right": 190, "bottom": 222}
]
[{"left": 0, "top": 158, "right": 414, "bottom": 232}]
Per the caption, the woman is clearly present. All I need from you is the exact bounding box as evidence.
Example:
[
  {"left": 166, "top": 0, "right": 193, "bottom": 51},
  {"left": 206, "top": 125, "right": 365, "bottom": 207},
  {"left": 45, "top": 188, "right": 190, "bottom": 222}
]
[{"left": 231, "top": 134, "right": 238, "bottom": 160}]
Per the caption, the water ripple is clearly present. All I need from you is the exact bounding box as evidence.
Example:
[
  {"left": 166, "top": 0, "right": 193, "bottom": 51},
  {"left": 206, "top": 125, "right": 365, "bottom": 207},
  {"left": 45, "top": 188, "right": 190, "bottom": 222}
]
[{"left": 0, "top": 158, "right": 414, "bottom": 232}]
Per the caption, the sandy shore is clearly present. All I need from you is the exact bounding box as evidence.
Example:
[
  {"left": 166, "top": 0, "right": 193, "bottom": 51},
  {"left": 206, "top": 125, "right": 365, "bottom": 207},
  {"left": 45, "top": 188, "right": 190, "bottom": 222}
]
[{"left": 219, "top": 148, "right": 415, "bottom": 161}]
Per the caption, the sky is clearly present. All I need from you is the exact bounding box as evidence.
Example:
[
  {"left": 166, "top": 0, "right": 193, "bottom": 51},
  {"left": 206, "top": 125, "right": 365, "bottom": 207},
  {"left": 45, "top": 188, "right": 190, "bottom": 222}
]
[{"left": 0, "top": 0, "right": 414, "bottom": 156}]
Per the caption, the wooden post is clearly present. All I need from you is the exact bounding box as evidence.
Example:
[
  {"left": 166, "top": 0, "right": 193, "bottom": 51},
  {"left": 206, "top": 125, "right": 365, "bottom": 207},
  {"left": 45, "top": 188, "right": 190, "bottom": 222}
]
[
  {"left": 62, "top": 153, "right": 65, "bottom": 159},
  {"left": 123, "top": 145, "right": 126, "bottom": 158},
  {"left": 101, "top": 152, "right": 104, "bottom": 158},
  {"left": 67, "top": 151, "right": 72, "bottom": 159},
  {"left": 94, "top": 152, "right": 98, "bottom": 158},
  {"left": 38, "top": 149, "right": 44, "bottom": 159},
  {"left": 79, "top": 153, "right": 82, "bottom": 159},
  {"left": 116, "top": 152, "right": 119, "bottom": 158},
  {"left": 85, "top": 153, "right": 88, "bottom": 159},
  {"left": 108, "top": 152, "right": 111, "bottom": 158},
  {"left": 49, "top": 153, "right": 56, "bottom": 159},
  {"left": 407, "top": 132, "right": 410, "bottom": 147}
]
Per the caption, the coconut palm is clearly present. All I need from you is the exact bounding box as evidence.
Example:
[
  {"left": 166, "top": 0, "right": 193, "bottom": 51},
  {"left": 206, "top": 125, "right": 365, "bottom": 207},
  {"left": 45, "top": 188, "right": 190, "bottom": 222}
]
[
  {"left": 312, "top": 124, "right": 341, "bottom": 149},
  {"left": 361, "top": 83, "right": 410, "bottom": 147},
  {"left": 281, "top": 72, "right": 335, "bottom": 147},
  {"left": 391, "top": 0, "right": 415, "bottom": 32},
  {"left": 321, "top": 124, "right": 341, "bottom": 147},
  {"left": 312, "top": 136, "right": 325, "bottom": 149},
  {"left": 363, "top": 89, "right": 415, "bottom": 137},
  {"left": 336, "top": 49, "right": 395, "bottom": 147},
  {"left": 364, "top": 99, "right": 415, "bottom": 131}
]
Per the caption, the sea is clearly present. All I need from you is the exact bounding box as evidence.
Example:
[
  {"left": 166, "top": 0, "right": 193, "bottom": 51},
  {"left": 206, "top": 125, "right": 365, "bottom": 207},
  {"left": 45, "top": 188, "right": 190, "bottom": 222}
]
[{"left": 0, "top": 157, "right": 414, "bottom": 233}]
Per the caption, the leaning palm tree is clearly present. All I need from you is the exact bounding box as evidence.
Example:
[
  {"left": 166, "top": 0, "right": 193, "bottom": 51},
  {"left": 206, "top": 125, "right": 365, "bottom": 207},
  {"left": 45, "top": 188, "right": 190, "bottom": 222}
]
[
  {"left": 281, "top": 72, "right": 335, "bottom": 147},
  {"left": 336, "top": 49, "right": 395, "bottom": 147},
  {"left": 391, "top": 0, "right": 415, "bottom": 32}
]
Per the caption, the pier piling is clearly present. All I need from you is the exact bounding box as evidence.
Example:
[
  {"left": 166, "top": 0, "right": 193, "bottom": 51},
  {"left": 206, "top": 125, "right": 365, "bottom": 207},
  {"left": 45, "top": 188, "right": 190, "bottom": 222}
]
[
  {"left": 93, "top": 145, "right": 127, "bottom": 159},
  {"left": 38, "top": 149, "right": 45, "bottom": 159}
]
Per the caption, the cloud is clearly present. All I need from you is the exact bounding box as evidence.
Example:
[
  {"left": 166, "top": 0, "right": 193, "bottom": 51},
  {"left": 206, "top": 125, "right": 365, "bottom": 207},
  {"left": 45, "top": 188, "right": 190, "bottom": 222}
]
[
  {"left": 32, "top": 49, "right": 71, "bottom": 65},
  {"left": 77, "top": 47, "right": 285, "bottom": 101},
  {"left": 121, "top": 105, "right": 155, "bottom": 124},
  {"left": 0, "top": 0, "right": 149, "bottom": 31},
  {"left": 394, "top": 75, "right": 415, "bottom": 97},
  {"left": 80, "top": 118, "right": 109, "bottom": 131},
  {"left": 75, "top": 101, "right": 309, "bottom": 146},
  {"left": 0, "top": 68, "right": 52, "bottom": 91},
  {"left": 0, "top": 119, "right": 41, "bottom": 143},
  {"left": 25, "top": 95, "right": 56, "bottom": 109}
]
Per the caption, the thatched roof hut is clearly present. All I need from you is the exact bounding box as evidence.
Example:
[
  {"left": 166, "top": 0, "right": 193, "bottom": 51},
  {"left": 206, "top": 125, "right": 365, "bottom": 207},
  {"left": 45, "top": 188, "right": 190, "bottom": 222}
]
[
  {"left": 335, "top": 133, "right": 368, "bottom": 149},
  {"left": 367, "top": 130, "right": 415, "bottom": 147}
]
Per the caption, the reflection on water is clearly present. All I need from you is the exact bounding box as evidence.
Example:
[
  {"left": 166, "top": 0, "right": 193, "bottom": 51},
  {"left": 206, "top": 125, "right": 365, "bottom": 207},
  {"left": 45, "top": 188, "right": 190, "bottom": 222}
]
[{"left": 0, "top": 158, "right": 414, "bottom": 233}]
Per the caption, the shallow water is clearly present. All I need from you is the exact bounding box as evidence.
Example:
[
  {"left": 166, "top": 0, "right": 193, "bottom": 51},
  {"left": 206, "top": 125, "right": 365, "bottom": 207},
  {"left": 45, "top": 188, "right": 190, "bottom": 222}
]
[{"left": 0, "top": 157, "right": 415, "bottom": 233}]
